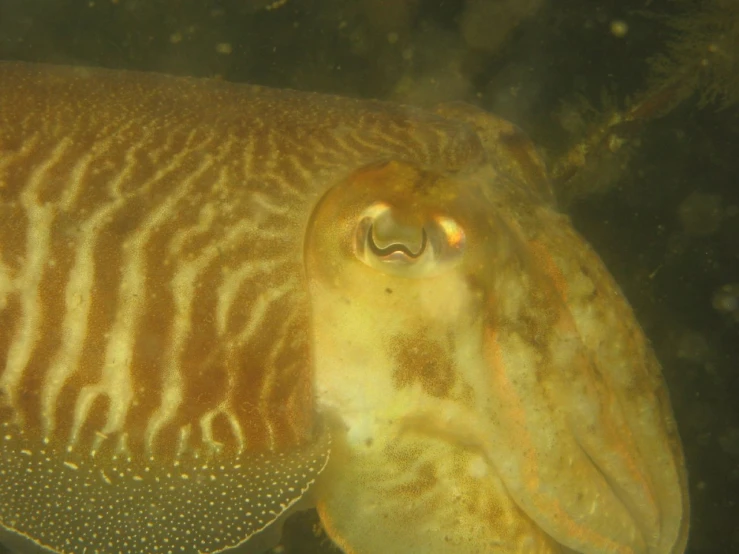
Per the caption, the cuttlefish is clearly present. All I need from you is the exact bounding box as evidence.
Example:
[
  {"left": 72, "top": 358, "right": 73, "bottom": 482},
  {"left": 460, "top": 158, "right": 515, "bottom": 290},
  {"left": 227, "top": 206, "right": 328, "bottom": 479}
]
[{"left": 0, "top": 62, "right": 689, "bottom": 554}]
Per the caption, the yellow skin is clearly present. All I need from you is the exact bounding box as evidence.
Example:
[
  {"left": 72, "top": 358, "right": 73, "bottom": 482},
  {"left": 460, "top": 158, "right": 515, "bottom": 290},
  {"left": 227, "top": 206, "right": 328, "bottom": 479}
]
[{"left": 306, "top": 152, "right": 688, "bottom": 553}]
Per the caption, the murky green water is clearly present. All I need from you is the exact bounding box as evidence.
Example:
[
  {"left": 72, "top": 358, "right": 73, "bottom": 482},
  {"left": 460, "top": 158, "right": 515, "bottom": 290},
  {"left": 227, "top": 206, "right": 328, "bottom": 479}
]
[{"left": 0, "top": 1, "right": 737, "bottom": 552}]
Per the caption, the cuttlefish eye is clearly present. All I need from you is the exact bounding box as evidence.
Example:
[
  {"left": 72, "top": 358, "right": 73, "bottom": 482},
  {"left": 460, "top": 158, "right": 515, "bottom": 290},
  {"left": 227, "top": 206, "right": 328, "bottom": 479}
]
[{"left": 353, "top": 201, "right": 465, "bottom": 277}]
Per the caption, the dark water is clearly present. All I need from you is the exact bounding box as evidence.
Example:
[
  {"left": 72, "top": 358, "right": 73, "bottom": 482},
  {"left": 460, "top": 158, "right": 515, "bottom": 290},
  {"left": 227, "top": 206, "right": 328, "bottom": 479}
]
[{"left": 0, "top": 1, "right": 737, "bottom": 553}]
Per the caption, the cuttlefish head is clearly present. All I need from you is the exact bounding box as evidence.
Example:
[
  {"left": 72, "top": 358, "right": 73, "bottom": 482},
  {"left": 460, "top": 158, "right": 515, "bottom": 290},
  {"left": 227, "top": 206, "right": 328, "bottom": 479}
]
[
  {"left": 306, "top": 160, "right": 500, "bottom": 437},
  {"left": 305, "top": 158, "right": 532, "bottom": 429},
  {"left": 305, "top": 158, "right": 688, "bottom": 554}
]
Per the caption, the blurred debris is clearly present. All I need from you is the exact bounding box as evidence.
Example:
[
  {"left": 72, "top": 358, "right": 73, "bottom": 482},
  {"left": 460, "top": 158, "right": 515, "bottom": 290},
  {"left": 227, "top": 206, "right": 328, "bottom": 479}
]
[
  {"left": 245, "top": 0, "right": 289, "bottom": 12},
  {"left": 459, "top": 0, "right": 544, "bottom": 54},
  {"left": 677, "top": 191, "right": 723, "bottom": 237},
  {"left": 390, "top": 22, "right": 474, "bottom": 106},
  {"left": 712, "top": 283, "right": 739, "bottom": 322},
  {"left": 718, "top": 427, "right": 739, "bottom": 458},
  {"left": 609, "top": 19, "right": 629, "bottom": 38},
  {"left": 360, "top": 0, "right": 419, "bottom": 33},
  {"left": 675, "top": 328, "right": 713, "bottom": 365}
]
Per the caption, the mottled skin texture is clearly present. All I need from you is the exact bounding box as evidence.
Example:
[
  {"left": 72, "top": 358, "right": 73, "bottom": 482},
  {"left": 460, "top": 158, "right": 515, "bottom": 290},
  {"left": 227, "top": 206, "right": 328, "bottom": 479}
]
[{"left": 0, "top": 63, "right": 688, "bottom": 554}]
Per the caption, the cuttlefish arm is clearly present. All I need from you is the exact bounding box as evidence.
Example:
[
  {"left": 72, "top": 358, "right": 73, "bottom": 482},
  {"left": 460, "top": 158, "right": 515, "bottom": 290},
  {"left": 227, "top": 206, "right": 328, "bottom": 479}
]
[
  {"left": 499, "top": 206, "right": 690, "bottom": 554},
  {"left": 450, "top": 104, "right": 689, "bottom": 552},
  {"left": 306, "top": 150, "right": 687, "bottom": 554}
]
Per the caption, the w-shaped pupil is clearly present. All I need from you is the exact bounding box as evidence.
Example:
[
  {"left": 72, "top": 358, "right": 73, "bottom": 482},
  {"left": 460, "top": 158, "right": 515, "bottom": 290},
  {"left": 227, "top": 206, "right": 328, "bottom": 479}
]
[{"left": 367, "top": 224, "right": 427, "bottom": 258}]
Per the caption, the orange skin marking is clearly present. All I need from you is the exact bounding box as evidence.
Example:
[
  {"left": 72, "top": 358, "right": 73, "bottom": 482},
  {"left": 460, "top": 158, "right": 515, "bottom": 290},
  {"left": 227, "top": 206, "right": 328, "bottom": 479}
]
[
  {"left": 483, "top": 326, "right": 632, "bottom": 554},
  {"left": 316, "top": 502, "right": 360, "bottom": 554},
  {"left": 527, "top": 238, "right": 659, "bottom": 516},
  {"left": 526, "top": 239, "right": 569, "bottom": 303}
]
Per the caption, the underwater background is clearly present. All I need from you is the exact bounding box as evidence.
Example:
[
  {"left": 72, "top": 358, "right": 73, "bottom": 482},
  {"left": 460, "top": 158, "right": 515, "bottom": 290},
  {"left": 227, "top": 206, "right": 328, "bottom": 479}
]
[{"left": 0, "top": 0, "right": 736, "bottom": 552}]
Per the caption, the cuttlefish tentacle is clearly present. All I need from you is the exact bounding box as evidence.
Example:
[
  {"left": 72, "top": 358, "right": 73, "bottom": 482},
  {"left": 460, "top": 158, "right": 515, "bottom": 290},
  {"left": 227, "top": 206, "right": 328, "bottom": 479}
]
[{"left": 514, "top": 219, "right": 690, "bottom": 554}]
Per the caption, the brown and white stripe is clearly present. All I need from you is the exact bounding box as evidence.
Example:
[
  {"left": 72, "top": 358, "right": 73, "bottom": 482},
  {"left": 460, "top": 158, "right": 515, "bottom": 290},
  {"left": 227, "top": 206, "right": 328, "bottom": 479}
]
[{"left": 0, "top": 62, "right": 483, "bottom": 554}]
